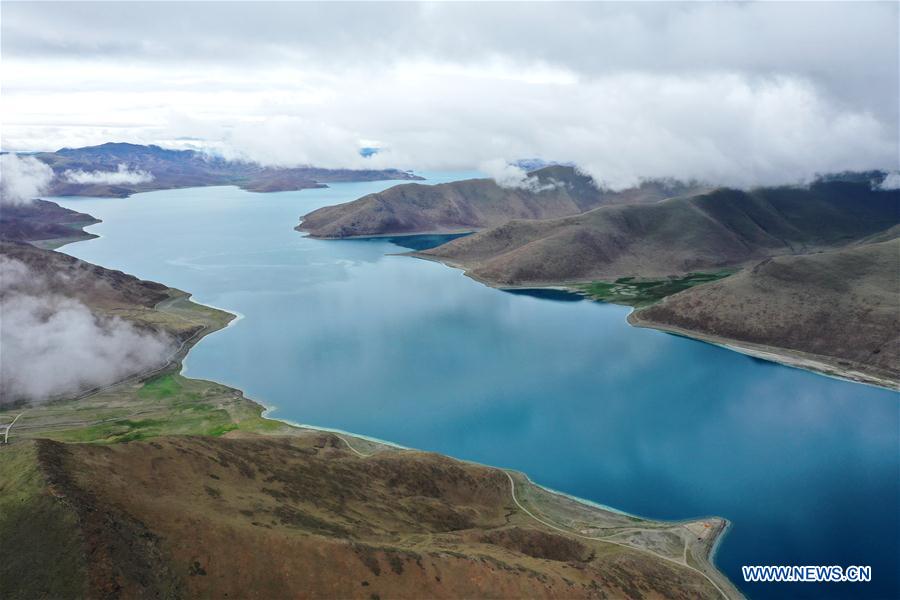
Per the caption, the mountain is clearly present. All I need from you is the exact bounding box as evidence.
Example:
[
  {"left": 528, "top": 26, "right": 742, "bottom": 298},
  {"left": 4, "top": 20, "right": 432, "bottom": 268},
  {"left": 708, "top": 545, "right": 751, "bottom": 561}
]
[
  {"left": 419, "top": 179, "right": 900, "bottom": 286},
  {"left": 0, "top": 200, "right": 100, "bottom": 248},
  {"left": 0, "top": 240, "right": 171, "bottom": 311},
  {"left": 1, "top": 434, "right": 733, "bottom": 600},
  {"left": 297, "top": 165, "right": 703, "bottom": 238},
  {"left": 31, "top": 142, "right": 423, "bottom": 197},
  {"left": 631, "top": 238, "right": 900, "bottom": 388}
]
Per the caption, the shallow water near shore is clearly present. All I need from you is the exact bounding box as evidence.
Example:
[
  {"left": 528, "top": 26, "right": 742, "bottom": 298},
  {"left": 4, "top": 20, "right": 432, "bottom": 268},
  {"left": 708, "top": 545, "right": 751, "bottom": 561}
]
[{"left": 55, "top": 175, "right": 898, "bottom": 599}]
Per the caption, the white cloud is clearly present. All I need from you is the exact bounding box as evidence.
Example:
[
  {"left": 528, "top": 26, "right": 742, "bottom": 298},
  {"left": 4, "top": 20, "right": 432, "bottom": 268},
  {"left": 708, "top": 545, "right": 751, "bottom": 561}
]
[
  {"left": 0, "top": 2, "right": 896, "bottom": 188},
  {"left": 0, "top": 257, "right": 174, "bottom": 405},
  {"left": 878, "top": 171, "right": 900, "bottom": 191},
  {"left": 479, "top": 159, "right": 561, "bottom": 192},
  {"left": 0, "top": 154, "right": 53, "bottom": 204},
  {"left": 63, "top": 163, "right": 154, "bottom": 185}
]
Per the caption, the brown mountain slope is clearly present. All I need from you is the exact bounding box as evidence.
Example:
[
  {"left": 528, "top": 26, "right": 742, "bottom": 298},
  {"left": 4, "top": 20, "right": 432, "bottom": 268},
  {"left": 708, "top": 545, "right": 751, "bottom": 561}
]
[
  {"left": 0, "top": 199, "right": 100, "bottom": 248},
  {"left": 1, "top": 434, "right": 735, "bottom": 600},
  {"left": 298, "top": 165, "right": 699, "bottom": 238},
  {"left": 420, "top": 180, "right": 900, "bottom": 286},
  {"left": 0, "top": 242, "right": 234, "bottom": 405},
  {"left": 631, "top": 238, "right": 900, "bottom": 388},
  {"left": 1, "top": 241, "right": 169, "bottom": 311}
]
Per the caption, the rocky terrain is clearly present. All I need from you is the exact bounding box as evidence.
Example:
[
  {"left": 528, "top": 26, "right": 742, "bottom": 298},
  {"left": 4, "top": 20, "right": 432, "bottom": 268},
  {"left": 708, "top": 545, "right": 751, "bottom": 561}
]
[
  {"left": 28, "top": 142, "right": 422, "bottom": 197},
  {"left": 632, "top": 238, "right": 900, "bottom": 388},
  {"left": 419, "top": 179, "right": 899, "bottom": 286},
  {"left": 298, "top": 165, "right": 702, "bottom": 238}
]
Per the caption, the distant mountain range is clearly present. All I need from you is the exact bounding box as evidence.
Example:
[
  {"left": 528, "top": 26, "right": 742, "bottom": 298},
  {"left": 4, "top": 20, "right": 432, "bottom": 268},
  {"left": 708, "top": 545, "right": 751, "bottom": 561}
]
[
  {"left": 298, "top": 165, "right": 707, "bottom": 238},
  {"left": 26, "top": 142, "right": 423, "bottom": 198}
]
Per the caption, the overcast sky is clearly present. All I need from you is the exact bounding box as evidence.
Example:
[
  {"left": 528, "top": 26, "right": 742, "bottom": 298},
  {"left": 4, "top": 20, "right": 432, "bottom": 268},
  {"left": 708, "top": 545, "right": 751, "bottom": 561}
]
[{"left": 2, "top": 1, "right": 898, "bottom": 188}]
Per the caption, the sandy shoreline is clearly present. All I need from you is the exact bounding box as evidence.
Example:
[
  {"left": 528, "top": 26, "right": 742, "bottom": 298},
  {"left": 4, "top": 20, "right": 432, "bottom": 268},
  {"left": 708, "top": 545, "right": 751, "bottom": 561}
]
[
  {"left": 627, "top": 312, "right": 899, "bottom": 391},
  {"left": 411, "top": 249, "right": 898, "bottom": 391}
]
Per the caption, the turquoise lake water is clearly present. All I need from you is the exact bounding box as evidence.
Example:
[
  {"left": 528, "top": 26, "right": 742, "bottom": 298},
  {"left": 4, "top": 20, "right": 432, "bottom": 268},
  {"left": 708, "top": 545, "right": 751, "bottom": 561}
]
[{"left": 54, "top": 176, "right": 898, "bottom": 599}]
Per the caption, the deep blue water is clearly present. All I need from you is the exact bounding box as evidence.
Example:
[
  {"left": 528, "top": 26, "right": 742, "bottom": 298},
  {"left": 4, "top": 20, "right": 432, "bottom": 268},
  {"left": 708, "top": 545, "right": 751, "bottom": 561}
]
[{"left": 54, "top": 176, "right": 899, "bottom": 599}]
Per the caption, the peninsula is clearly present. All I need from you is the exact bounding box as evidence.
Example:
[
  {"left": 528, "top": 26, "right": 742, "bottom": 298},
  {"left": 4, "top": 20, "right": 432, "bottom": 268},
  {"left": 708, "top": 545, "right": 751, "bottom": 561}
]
[{"left": 296, "top": 171, "right": 899, "bottom": 388}]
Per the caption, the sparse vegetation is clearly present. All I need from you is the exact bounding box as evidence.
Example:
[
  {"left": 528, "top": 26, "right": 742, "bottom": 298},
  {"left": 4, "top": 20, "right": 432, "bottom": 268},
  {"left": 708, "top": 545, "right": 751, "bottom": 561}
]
[
  {"left": 299, "top": 165, "right": 699, "bottom": 238},
  {"left": 633, "top": 239, "right": 900, "bottom": 387},
  {"left": 422, "top": 179, "right": 899, "bottom": 286},
  {"left": 577, "top": 271, "right": 734, "bottom": 307}
]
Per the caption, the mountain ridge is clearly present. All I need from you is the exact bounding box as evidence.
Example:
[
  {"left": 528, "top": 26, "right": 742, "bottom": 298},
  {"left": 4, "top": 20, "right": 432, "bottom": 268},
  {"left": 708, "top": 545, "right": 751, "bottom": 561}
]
[
  {"left": 20, "top": 142, "right": 423, "bottom": 198},
  {"left": 418, "top": 179, "right": 900, "bottom": 285},
  {"left": 297, "top": 165, "right": 705, "bottom": 238}
]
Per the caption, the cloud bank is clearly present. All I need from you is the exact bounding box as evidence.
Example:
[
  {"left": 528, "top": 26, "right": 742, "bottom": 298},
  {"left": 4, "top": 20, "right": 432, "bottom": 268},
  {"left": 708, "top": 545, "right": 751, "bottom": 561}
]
[
  {"left": 0, "top": 154, "right": 53, "bottom": 204},
  {"left": 1, "top": 2, "right": 897, "bottom": 189},
  {"left": 0, "top": 257, "right": 173, "bottom": 405},
  {"left": 64, "top": 163, "right": 154, "bottom": 185},
  {"left": 879, "top": 172, "right": 900, "bottom": 191},
  {"left": 479, "top": 159, "right": 560, "bottom": 192}
]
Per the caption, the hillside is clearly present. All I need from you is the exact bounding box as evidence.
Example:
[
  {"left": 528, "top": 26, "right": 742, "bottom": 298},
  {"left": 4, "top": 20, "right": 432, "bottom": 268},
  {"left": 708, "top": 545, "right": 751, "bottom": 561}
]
[
  {"left": 632, "top": 238, "right": 900, "bottom": 388},
  {"left": 297, "top": 165, "right": 701, "bottom": 238},
  {"left": 0, "top": 434, "right": 735, "bottom": 599},
  {"left": 0, "top": 199, "right": 100, "bottom": 248},
  {"left": 0, "top": 242, "right": 739, "bottom": 599},
  {"left": 0, "top": 241, "right": 234, "bottom": 406},
  {"left": 0, "top": 241, "right": 210, "bottom": 339},
  {"left": 419, "top": 180, "right": 900, "bottom": 286},
  {"left": 29, "top": 143, "right": 422, "bottom": 197}
]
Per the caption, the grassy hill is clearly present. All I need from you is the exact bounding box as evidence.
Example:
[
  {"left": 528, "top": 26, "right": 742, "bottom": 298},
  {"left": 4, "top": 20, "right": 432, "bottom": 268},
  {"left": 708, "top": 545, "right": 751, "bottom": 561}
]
[
  {"left": 297, "top": 165, "right": 701, "bottom": 238},
  {"left": 420, "top": 180, "right": 899, "bottom": 285},
  {"left": 0, "top": 434, "right": 735, "bottom": 600},
  {"left": 632, "top": 238, "right": 900, "bottom": 388}
]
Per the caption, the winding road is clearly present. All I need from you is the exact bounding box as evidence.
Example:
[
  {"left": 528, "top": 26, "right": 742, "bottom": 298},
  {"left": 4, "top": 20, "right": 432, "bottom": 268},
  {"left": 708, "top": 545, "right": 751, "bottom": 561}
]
[{"left": 334, "top": 431, "right": 733, "bottom": 599}]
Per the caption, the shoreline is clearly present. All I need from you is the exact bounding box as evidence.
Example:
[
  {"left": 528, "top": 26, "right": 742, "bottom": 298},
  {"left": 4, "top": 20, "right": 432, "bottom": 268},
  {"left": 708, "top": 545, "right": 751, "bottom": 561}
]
[
  {"left": 410, "top": 252, "right": 898, "bottom": 391},
  {"left": 250, "top": 396, "right": 738, "bottom": 597},
  {"left": 23, "top": 215, "right": 739, "bottom": 597},
  {"left": 295, "top": 225, "right": 478, "bottom": 239},
  {"left": 627, "top": 312, "right": 899, "bottom": 391},
  {"left": 147, "top": 289, "right": 739, "bottom": 592}
]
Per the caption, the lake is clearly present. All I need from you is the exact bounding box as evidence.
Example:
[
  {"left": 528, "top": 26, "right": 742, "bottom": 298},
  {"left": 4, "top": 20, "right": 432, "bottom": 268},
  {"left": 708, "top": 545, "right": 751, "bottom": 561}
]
[{"left": 55, "top": 175, "right": 899, "bottom": 599}]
